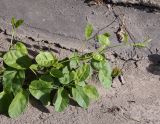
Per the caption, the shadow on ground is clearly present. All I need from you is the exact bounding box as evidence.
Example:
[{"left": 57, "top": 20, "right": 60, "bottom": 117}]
[
  {"left": 147, "top": 54, "right": 160, "bottom": 75},
  {"left": 84, "top": 0, "right": 160, "bottom": 13}
]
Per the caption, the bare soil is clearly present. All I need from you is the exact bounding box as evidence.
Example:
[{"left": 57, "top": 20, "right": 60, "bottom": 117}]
[{"left": 0, "top": 26, "right": 160, "bottom": 124}]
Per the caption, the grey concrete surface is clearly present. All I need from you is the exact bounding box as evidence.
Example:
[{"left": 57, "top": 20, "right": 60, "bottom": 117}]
[
  {"left": 0, "top": 0, "right": 160, "bottom": 56},
  {"left": 0, "top": 0, "right": 160, "bottom": 58}
]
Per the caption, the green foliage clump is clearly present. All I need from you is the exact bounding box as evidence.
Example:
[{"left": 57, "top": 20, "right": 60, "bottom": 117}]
[{"left": 0, "top": 17, "right": 150, "bottom": 118}]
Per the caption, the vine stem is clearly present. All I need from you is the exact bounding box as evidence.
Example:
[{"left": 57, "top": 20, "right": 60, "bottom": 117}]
[
  {"left": 108, "top": 43, "right": 130, "bottom": 49},
  {"left": 80, "top": 39, "right": 88, "bottom": 53},
  {"left": 60, "top": 43, "right": 132, "bottom": 64},
  {"left": 10, "top": 28, "right": 15, "bottom": 49},
  {"left": 60, "top": 56, "right": 92, "bottom": 64},
  {"left": 99, "top": 42, "right": 144, "bottom": 54}
]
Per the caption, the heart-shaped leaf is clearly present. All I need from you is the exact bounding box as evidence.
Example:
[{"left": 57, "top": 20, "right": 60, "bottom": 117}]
[
  {"left": 98, "top": 60, "right": 112, "bottom": 89},
  {"left": 8, "top": 90, "right": 29, "bottom": 118},
  {"left": 72, "top": 86, "right": 89, "bottom": 108},
  {"left": 69, "top": 53, "right": 79, "bottom": 69},
  {"left": 3, "top": 69, "right": 25, "bottom": 95},
  {"left": 35, "top": 52, "right": 56, "bottom": 67},
  {"left": 76, "top": 64, "right": 90, "bottom": 82},
  {"left": 50, "top": 68, "right": 63, "bottom": 78},
  {"left": 91, "top": 59, "right": 101, "bottom": 70},
  {"left": 39, "top": 74, "right": 54, "bottom": 84},
  {"left": 83, "top": 85, "right": 99, "bottom": 100},
  {"left": 59, "top": 67, "right": 73, "bottom": 84},
  {"left": 92, "top": 53, "right": 104, "bottom": 62},
  {"left": 54, "top": 87, "right": 69, "bottom": 112},
  {"left": 85, "top": 24, "right": 93, "bottom": 40},
  {"left": 3, "top": 42, "right": 31, "bottom": 70},
  {"left": 97, "top": 34, "right": 110, "bottom": 47},
  {"left": 29, "top": 80, "right": 53, "bottom": 105},
  {"left": 15, "top": 20, "right": 24, "bottom": 28}
]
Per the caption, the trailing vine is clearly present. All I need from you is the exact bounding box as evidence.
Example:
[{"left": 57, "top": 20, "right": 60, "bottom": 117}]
[{"left": 0, "top": 17, "right": 150, "bottom": 118}]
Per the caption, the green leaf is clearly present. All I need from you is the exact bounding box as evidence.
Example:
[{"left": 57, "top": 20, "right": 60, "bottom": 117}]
[
  {"left": 39, "top": 74, "right": 54, "bottom": 84},
  {"left": 54, "top": 88, "right": 69, "bottom": 112},
  {"left": 99, "top": 69, "right": 112, "bottom": 89},
  {"left": 50, "top": 68, "right": 63, "bottom": 78},
  {"left": 59, "top": 67, "right": 72, "bottom": 84},
  {"left": 0, "top": 91, "right": 13, "bottom": 114},
  {"left": 11, "top": 17, "right": 16, "bottom": 27},
  {"left": 35, "top": 51, "right": 56, "bottom": 67},
  {"left": 69, "top": 52, "right": 79, "bottom": 69},
  {"left": 76, "top": 64, "right": 90, "bottom": 82},
  {"left": 8, "top": 90, "right": 29, "bottom": 118},
  {"left": 85, "top": 24, "right": 93, "bottom": 40},
  {"left": 99, "top": 63, "right": 112, "bottom": 89},
  {"left": 3, "top": 69, "right": 25, "bottom": 95},
  {"left": 52, "top": 61, "right": 63, "bottom": 69},
  {"left": 15, "top": 20, "right": 24, "bottom": 28},
  {"left": 30, "top": 64, "right": 45, "bottom": 74},
  {"left": 98, "top": 61, "right": 112, "bottom": 89},
  {"left": 76, "top": 81, "right": 86, "bottom": 87},
  {"left": 91, "top": 59, "right": 101, "bottom": 70},
  {"left": 92, "top": 53, "right": 104, "bottom": 62},
  {"left": 103, "top": 32, "right": 111, "bottom": 37},
  {"left": 29, "top": 64, "right": 39, "bottom": 74},
  {"left": 2, "top": 70, "right": 16, "bottom": 93},
  {"left": 70, "top": 59, "right": 78, "bottom": 69},
  {"left": 11, "top": 42, "right": 28, "bottom": 55},
  {"left": 92, "top": 59, "right": 111, "bottom": 71},
  {"left": 40, "top": 74, "right": 60, "bottom": 88},
  {"left": 29, "top": 80, "right": 53, "bottom": 105},
  {"left": 83, "top": 85, "right": 99, "bottom": 100},
  {"left": 3, "top": 42, "right": 31, "bottom": 70},
  {"left": 72, "top": 86, "right": 89, "bottom": 108},
  {"left": 11, "top": 17, "right": 24, "bottom": 29},
  {"left": 97, "top": 34, "right": 110, "bottom": 47}
]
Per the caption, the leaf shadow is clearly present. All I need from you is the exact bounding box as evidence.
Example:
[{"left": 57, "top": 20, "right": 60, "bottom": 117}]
[
  {"left": 69, "top": 99, "right": 81, "bottom": 107},
  {"left": 6, "top": 38, "right": 59, "bottom": 54},
  {"left": 6, "top": 38, "right": 17, "bottom": 44},
  {"left": 29, "top": 96, "right": 50, "bottom": 113},
  {"left": 16, "top": 55, "right": 32, "bottom": 68},
  {"left": 147, "top": 54, "right": 160, "bottom": 75},
  {"left": 84, "top": 0, "right": 160, "bottom": 13}
]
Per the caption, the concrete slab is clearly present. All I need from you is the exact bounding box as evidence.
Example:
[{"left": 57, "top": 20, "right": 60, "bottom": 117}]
[{"left": 0, "top": 0, "right": 159, "bottom": 58}]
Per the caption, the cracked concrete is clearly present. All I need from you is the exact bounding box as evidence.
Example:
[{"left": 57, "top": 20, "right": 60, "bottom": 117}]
[
  {"left": 110, "top": 0, "right": 160, "bottom": 8},
  {"left": 0, "top": 0, "right": 160, "bottom": 57},
  {"left": 0, "top": 0, "right": 160, "bottom": 124}
]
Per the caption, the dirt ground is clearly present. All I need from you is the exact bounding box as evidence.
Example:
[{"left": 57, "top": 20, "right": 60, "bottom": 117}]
[
  {"left": 0, "top": 26, "right": 160, "bottom": 124},
  {"left": 0, "top": 2, "right": 160, "bottom": 124}
]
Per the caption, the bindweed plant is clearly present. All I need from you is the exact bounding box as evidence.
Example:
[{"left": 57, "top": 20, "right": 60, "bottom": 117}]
[
  {"left": 10, "top": 17, "right": 24, "bottom": 47},
  {"left": 0, "top": 17, "right": 151, "bottom": 118}
]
